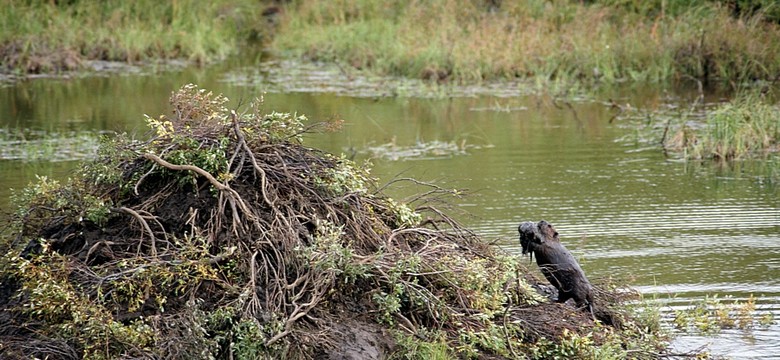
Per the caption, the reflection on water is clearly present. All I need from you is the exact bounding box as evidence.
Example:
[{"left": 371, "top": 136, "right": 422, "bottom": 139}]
[{"left": 0, "top": 62, "right": 778, "bottom": 358}]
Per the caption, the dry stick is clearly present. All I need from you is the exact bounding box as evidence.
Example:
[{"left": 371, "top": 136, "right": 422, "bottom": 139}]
[
  {"left": 143, "top": 153, "right": 231, "bottom": 192},
  {"left": 266, "top": 330, "right": 291, "bottom": 346},
  {"left": 134, "top": 164, "right": 157, "bottom": 196},
  {"left": 266, "top": 283, "right": 327, "bottom": 346},
  {"left": 226, "top": 129, "right": 246, "bottom": 175},
  {"left": 503, "top": 295, "right": 519, "bottom": 359},
  {"left": 141, "top": 153, "right": 257, "bottom": 231},
  {"left": 265, "top": 296, "right": 314, "bottom": 346},
  {"left": 415, "top": 206, "right": 478, "bottom": 245},
  {"left": 258, "top": 244, "right": 287, "bottom": 316},
  {"left": 186, "top": 207, "right": 199, "bottom": 238},
  {"left": 112, "top": 206, "right": 157, "bottom": 257},
  {"left": 395, "top": 313, "right": 417, "bottom": 334},
  {"left": 404, "top": 281, "right": 449, "bottom": 326},
  {"left": 386, "top": 228, "right": 441, "bottom": 247},
  {"left": 405, "top": 187, "right": 460, "bottom": 206},
  {"left": 245, "top": 251, "right": 264, "bottom": 318},
  {"left": 378, "top": 176, "right": 438, "bottom": 193},
  {"left": 230, "top": 111, "right": 275, "bottom": 208},
  {"left": 207, "top": 246, "right": 236, "bottom": 265},
  {"left": 85, "top": 240, "right": 115, "bottom": 263},
  {"left": 221, "top": 191, "right": 243, "bottom": 236},
  {"left": 142, "top": 208, "right": 169, "bottom": 247},
  {"left": 214, "top": 191, "right": 227, "bottom": 235}
]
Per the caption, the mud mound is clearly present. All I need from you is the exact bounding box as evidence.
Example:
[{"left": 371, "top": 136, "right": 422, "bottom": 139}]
[{"left": 0, "top": 85, "right": 668, "bottom": 359}]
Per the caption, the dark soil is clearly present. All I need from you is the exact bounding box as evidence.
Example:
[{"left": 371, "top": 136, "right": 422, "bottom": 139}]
[{"left": 323, "top": 319, "right": 396, "bottom": 360}]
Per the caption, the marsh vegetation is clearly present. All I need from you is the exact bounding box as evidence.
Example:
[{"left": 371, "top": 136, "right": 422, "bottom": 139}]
[
  {"left": 668, "top": 91, "right": 780, "bottom": 160},
  {"left": 271, "top": 0, "right": 780, "bottom": 84},
  {"left": 0, "top": 0, "right": 268, "bottom": 74}
]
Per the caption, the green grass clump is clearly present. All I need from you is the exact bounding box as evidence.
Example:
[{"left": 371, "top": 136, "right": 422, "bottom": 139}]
[
  {"left": 0, "top": 0, "right": 267, "bottom": 73},
  {"left": 670, "top": 91, "right": 780, "bottom": 160},
  {"left": 271, "top": 0, "right": 780, "bottom": 84}
]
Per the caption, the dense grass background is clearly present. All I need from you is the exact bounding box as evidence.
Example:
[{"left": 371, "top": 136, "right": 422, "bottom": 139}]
[
  {"left": 3, "top": 0, "right": 779, "bottom": 84},
  {"left": 0, "top": 0, "right": 266, "bottom": 73},
  {"left": 271, "top": 0, "right": 780, "bottom": 84}
]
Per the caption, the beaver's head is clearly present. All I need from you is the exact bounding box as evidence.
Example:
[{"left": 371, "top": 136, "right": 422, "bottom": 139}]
[{"left": 536, "top": 220, "right": 559, "bottom": 242}]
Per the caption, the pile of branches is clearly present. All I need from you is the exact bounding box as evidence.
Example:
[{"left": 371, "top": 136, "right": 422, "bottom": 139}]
[{"left": 0, "top": 85, "right": 664, "bottom": 359}]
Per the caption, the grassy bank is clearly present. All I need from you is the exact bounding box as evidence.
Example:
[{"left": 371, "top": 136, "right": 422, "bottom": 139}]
[
  {"left": 271, "top": 0, "right": 780, "bottom": 84},
  {"left": 5, "top": 0, "right": 780, "bottom": 85},
  {"left": 0, "top": 0, "right": 269, "bottom": 73},
  {"left": 667, "top": 91, "right": 780, "bottom": 160}
]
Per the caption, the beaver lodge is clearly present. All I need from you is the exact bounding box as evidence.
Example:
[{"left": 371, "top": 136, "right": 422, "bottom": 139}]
[{"left": 0, "top": 84, "right": 670, "bottom": 359}]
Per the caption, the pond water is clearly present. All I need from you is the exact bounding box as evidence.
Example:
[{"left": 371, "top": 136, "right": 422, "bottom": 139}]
[{"left": 1, "top": 58, "right": 778, "bottom": 358}]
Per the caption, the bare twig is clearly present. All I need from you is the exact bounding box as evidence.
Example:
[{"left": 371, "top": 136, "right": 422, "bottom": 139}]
[
  {"left": 230, "top": 110, "right": 275, "bottom": 208},
  {"left": 112, "top": 206, "right": 158, "bottom": 257},
  {"left": 141, "top": 152, "right": 258, "bottom": 232},
  {"left": 142, "top": 153, "right": 229, "bottom": 192},
  {"left": 133, "top": 163, "right": 157, "bottom": 196}
]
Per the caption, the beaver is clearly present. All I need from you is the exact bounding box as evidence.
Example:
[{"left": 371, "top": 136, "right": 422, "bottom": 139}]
[{"left": 518, "top": 220, "right": 594, "bottom": 315}]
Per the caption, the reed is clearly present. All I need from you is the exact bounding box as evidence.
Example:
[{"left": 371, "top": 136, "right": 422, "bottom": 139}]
[
  {"left": 671, "top": 91, "right": 780, "bottom": 160},
  {"left": 271, "top": 0, "right": 780, "bottom": 84},
  {"left": 0, "top": 0, "right": 263, "bottom": 73}
]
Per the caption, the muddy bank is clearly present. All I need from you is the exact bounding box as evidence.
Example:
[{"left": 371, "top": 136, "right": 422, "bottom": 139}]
[
  {"left": 0, "top": 0, "right": 282, "bottom": 80},
  {"left": 0, "top": 57, "right": 193, "bottom": 84}
]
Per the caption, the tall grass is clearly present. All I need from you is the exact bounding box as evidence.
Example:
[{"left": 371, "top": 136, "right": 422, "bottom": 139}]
[
  {"left": 0, "top": 0, "right": 265, "bottom": 73},
  {"left": 673, "top": 92, "right": 780, "bottom": 160},
  {"left": 271, "top": 0, "right": 780, "bottom": 84}
]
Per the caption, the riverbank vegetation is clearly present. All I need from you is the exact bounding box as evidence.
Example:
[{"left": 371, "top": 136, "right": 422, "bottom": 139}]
[
  {"left": 271, "top": 0, "right": 780, "bottom": 85},
  {"left": 4, "top": 0, "right": 780, "bottom": 86},
  {"left": 0, "top": 85, "right": 672, "bottom": 359},
  {"left": 0, "top": 0, "right": 270, "bottom": 74},
  {"left": 667, "top": 91, "right": 780, "bottom": 160},
  {"left": 673, "top": 295, "right": 775, "bottom": 335}
]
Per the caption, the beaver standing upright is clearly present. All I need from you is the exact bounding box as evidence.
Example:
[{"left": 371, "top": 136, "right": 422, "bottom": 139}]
[{"left": 518, "top": 220, "right": 594, "bottom": 315}]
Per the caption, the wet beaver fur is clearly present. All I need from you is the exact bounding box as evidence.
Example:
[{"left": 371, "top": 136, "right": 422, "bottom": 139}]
[{"left": 518, "top": 220, "right": 594, "bottom": 316}]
